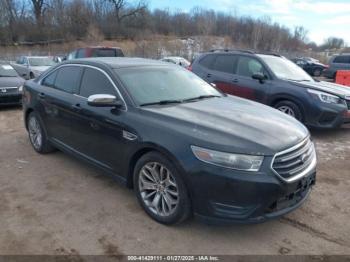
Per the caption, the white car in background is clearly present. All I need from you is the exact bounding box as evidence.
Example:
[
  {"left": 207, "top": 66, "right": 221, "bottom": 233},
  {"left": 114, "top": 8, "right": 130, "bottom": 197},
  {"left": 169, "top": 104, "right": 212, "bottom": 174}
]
[
  {"left": 160, "top": 56, "right": 191, "bottom": 68},
  {"left": 12, "top": 56, "right": 56, "bottom": 79}
]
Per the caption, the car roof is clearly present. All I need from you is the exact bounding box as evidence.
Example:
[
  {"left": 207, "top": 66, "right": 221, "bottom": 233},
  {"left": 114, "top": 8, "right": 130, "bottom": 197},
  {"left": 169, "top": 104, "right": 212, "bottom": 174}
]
[
  {"left": 202, "top": 49, "right": 282, "bottom": 58},
  {"left": 63, "top": 57, "right": 170, "bottom": 69},
  {"left": 163, "top": 56, "right": 188, "bottom": 60},
  {"left": 23, "top": 56, "right": 51, "bottom": 58}
]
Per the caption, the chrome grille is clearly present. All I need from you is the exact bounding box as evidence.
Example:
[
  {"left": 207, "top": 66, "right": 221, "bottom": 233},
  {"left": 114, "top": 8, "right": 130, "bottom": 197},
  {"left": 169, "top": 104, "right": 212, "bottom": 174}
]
[
  {"left": 0, "top": 87, "right": 19, "bottom": 94},
  {"left": 272, "top": 138, "right": 316, "bottom": 182}
]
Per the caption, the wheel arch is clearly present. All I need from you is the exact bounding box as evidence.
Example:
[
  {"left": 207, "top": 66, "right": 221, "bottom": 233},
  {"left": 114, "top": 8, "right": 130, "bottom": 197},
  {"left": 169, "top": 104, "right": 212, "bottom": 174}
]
[
  {"left": 24, "top": 108, "right": 34, "bottom": 130},
  {"left": 126, "top": 144, "right": 189, "bottom": 190},
  {"left": 269, "top": 94, "right": 306, "bottom": 117}
]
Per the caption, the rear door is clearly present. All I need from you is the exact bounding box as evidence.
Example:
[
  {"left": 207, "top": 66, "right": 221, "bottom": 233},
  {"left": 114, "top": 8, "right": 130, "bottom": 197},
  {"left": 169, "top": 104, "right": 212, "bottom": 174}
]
[
  {"left": 69, "top": 67, "right": 126, "bottom": 173},
  {"left": 38, "top": 66, "right": 82, "bottom": 145},
  {"left": 232, "top": 55, "right": 271, "bottom": 103},
  {"left": 199, "top": 54, "right": 240, "bottom": 94}
]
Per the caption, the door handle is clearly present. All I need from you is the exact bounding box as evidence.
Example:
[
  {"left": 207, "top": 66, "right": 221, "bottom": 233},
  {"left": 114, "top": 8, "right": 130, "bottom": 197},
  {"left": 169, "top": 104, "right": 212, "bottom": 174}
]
[
  {"left": 71, "top": 104, "right": 82, "bottom": 112},
  {"left": 38, "top": 93, "right": 45, "bottom": 99},
  {"left": 232, "top": 79, "right": 239, "bottom": 83}
]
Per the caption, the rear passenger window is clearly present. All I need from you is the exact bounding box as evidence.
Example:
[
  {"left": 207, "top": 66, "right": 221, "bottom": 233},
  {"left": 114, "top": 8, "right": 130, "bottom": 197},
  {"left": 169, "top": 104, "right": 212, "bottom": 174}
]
[
  {"left": 79, "top": 68, "right": 115, "bottom": 98},
  {"left": 54, "top": 66, "right": 81, "bottom": 93},
  {"left": 42, "top": 70, "right": 58, "bottom": 87},
  {"left": 211, "top": 55, "right": 237, "bottom": 74},
  {"left": 237, "top": 56, "right": 265, "bottom": 77},
  {"left": 333, "top": 56, "right": 350, "bottom": 64},
  {"left": 199, "top": 55, "right": 215, "bottom": 68}
]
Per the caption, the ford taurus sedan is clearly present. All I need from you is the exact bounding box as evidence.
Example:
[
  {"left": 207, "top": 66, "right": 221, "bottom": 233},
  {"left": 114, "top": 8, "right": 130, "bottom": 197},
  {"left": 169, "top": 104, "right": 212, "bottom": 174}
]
[{"left": 22, "top": 58, "right": 317, "bottom": 225}]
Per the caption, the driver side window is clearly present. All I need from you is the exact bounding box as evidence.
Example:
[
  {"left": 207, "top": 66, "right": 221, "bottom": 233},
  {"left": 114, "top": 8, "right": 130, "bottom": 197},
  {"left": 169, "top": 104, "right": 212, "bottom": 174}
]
[
  {"left": 237, "top": 56, "right": 266, "bottom": 78},
  {"left": 79, "top": 68, "right": 116, "bottom": 98}
]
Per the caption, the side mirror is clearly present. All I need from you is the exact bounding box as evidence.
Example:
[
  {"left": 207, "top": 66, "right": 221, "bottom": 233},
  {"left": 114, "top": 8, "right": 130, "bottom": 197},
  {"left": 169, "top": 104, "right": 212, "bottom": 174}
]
[
  {"left": 252, "top": 73, "right": 266, "bottom": 83},
  {"left": 87, "top": 94, "right": 123, "bottom": 108}
]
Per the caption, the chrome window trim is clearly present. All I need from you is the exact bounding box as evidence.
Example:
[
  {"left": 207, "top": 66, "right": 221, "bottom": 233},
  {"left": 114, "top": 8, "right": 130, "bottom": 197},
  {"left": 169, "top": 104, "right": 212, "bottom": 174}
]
[
  {"left": 39, "top": 63, "right": 127, "bottom": 111},
  {"left": 270, "top": 136, "right": 317, "bottom": 183}
]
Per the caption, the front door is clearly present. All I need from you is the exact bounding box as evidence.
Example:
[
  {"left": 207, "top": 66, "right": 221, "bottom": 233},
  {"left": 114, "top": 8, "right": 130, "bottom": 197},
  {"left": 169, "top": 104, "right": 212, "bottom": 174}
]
[
  {"left": 69, "top": 67, "right": 126, "bottom": 174},
  {"left": 232, "top": 55, "right": 271, "bottom": 103}
]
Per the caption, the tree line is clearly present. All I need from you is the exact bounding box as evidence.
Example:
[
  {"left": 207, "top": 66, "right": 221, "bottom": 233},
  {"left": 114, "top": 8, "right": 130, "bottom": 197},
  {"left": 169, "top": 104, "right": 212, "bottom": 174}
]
[{"left": 0, "top": 0, "right": 346, "bottom": 52}]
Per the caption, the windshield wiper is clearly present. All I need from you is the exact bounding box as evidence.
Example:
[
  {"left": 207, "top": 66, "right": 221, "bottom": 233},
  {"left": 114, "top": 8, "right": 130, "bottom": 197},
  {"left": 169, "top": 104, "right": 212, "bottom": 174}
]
[
  {"left": 182, "top": 95, "right": 221, "bottom": 102},
  {"left": 140, "top": 100, "right": 183, "bottom": 106}
]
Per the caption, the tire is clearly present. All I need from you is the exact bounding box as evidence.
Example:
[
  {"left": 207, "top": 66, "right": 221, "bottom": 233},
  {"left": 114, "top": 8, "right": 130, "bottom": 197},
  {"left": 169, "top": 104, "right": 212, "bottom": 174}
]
[
  {"left": 29, "top": 72, "right": 35, "bottom": 79},
  {"left": 27, "top": 112, "right": 55, "bottom": 154},
  {"left": 313, "top": 68, "right": 322, "bottom": 77},
  {"left": 275, "top": 100, "right": 303, "bottom": 122},
  {"left": 134, "top": 152, "right": 191, "bottom": 225}
]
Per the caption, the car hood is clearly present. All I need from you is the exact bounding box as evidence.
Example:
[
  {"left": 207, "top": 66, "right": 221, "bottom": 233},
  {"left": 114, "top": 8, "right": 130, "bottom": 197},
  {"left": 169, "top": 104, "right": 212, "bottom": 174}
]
[
  {"left": 289, "top": 80, "right": 350, "bottom": 98},
  {"left": 31, "top": 66, "right": 51, "bottom": 72},
  {"left": 142, "top": 96, "right": 309, "bottom": 155},
  {"left": 0, "top": 77, "right": 25, "bottom": 88}
]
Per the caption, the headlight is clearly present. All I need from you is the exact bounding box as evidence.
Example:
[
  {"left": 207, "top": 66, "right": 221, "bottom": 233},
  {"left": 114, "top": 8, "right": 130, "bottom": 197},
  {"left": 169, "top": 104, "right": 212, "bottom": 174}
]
[
  {"left": 18, "top": 86, "right": 23, "bottom": 92},
  {"left": 191, "top": 146, "right": 264, "bottom": 172},
  {"left": 307, "top": 89, "right": 341, "bottom": 104}
]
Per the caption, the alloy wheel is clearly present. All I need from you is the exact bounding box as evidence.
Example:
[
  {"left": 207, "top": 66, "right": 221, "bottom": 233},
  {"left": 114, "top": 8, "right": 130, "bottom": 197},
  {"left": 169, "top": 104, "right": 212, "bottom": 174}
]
[
  {"left": 28, "top": 116, "right": 42, "bottom": 150},
  {"left": 278, "top": 105, "right": 296, "bottom": 118},
  {"left": 138, "top": 162, "right": 179, "bottom": 217}
]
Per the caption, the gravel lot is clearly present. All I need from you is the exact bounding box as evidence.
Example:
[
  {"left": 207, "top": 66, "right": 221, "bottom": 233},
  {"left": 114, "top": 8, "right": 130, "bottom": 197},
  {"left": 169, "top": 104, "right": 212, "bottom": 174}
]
[{"left": 0, "top": 107, "right": 349, "bottom": 256}]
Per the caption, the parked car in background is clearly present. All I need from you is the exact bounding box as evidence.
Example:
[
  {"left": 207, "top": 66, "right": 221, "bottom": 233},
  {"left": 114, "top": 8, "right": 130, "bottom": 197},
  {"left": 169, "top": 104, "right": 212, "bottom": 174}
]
[
  {"left": 12, "top": 56, "right": 56, "bottom": 80},
  {"left": 323, "top": 54, "right": 350, "bottom": 79},
  {"left": 292, "top": 57, "right": 327, "bottom": 77},
  {"left": 65, "top": 47, "right": 124, "bottom": 60},
  {"left": 0, "top": 63, "right": 24, "bottom": 106},
  {"left": 191, "top": 49, "right": 350, "bottom": 128},
  {"left": 23, "top": 57, "right": 316, "bottom": 225},
  {"left": 160, "top": 56, "right": 191, "bottom": 68}
]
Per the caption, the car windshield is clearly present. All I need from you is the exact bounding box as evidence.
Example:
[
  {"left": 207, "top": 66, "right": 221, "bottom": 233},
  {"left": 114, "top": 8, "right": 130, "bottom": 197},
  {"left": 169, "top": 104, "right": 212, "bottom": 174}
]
[
  {"left": 258, "top": 55, "right": 314, "bottom": 82},
  {"left": 116, "top": 66, "right": 222, "bottom": 106},
  {"left": 28, "top": 57, "right": 56, "bottom": 67},
  {"left": 0, "top": 65, "right": 19, "bottom": 77}
]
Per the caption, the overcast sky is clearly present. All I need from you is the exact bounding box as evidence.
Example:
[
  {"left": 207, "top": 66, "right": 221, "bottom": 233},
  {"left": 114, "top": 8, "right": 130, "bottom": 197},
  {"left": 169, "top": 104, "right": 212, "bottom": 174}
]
[{"left": 149, "top": 0, "right": 350, "bottom": 45}]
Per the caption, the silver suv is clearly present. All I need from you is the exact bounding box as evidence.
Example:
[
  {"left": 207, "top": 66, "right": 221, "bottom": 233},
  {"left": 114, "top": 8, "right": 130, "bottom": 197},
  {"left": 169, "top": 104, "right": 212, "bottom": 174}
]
[{"left": 323, "top": 54, "right": 350, "bottom": 79}]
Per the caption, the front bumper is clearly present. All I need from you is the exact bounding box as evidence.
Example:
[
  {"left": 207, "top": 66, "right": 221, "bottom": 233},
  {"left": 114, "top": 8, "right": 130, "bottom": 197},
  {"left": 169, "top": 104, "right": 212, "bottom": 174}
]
[
  {"left": 186, "top": 157, "right": 316, "bottom": 224},
  {"left": 0, "top": 93, "right": 22, "bottom": 105},
  {"left": 304, "top": 100, "right": 350, "bottom": 128}
]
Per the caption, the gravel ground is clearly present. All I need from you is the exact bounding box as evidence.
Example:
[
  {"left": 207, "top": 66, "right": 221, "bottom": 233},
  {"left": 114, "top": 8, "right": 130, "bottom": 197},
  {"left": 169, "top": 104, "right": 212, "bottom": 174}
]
[{"left": 0, "top": 107, "right": 349, "bottom": 256}]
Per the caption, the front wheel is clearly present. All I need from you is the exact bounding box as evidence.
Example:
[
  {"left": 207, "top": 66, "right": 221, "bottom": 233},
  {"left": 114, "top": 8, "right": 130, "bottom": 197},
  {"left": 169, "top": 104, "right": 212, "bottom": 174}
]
[
  {"left": 27, "top": 112, "right": 55, "bottom": 154},
  {"left": 134, "top": 152, "right": 191, "bottom": 225},
  {"left": 313, "top": 68, "right": 322, "bottom": 77},
  {"left": 275, "top": 100, "right": 303, "bottom": 122}
]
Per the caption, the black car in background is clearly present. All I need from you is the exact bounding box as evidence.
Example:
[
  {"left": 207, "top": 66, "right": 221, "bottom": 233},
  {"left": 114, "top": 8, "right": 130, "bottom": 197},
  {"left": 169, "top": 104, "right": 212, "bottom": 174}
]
[
  {"left": 0, "top": 64, "right": 25, "bottom": 106},
  {"left": 22, "top": 58, "right": 316, "bottom": 225},
  {"left": 65, "top": 46, "right": 124, "bottom": 60},
  {"left": 323, "top": 54, "right": 350, "bottom": 79},
  {"left": 292, "top": 57, "right": 327, "bottom": 77},
  {"left": 191, "top": 50, "right": 350, "bottom": 129}
]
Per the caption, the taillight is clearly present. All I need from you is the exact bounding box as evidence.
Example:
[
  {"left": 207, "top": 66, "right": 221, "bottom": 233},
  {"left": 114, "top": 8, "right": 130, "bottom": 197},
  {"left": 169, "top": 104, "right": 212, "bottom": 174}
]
[{"left": 187, "top": 65, "right": 192, "bottom": 71}]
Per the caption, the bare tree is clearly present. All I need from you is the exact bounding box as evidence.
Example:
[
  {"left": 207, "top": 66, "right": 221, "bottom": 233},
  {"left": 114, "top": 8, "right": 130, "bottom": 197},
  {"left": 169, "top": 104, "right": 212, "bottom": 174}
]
[
  {"left": 105, "top": 0, "right": 147, "bottom": 23},
  {"left": 29, "top": 0, "right": 46, "bottom": 24}
]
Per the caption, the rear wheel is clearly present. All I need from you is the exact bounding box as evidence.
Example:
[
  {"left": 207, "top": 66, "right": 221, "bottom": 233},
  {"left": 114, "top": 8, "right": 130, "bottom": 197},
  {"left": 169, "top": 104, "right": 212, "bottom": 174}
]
[
  {"left": 134, "top": 152, "right": 191, "bottom": 225},
  {"left": 275, "top": 100, "right": 303, "bottom": 122},
  {"left": 313, "top": 68, "right": 322, "bottom": 77},
  {"left": 27, "top": 112, "right": 55, "bottom": 154}
]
